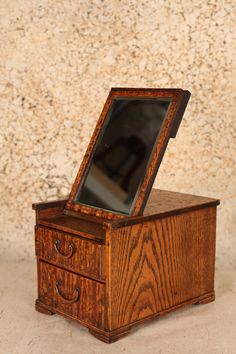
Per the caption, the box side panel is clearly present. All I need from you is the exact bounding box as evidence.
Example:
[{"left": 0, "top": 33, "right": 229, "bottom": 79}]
[{"left": 108, "top": 207, "right": 217, "bottom": 330}]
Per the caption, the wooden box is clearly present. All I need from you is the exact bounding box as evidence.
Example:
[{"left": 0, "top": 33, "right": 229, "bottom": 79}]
[
  {"left": 33, "top": 88, "right": 219, "bottom": 343},
  {"left": 33, "top": 189, "right": 219, "bottom": 343}
]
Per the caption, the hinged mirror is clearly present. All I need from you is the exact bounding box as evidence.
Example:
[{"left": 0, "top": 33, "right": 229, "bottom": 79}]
[{"left": 65, "top": 88, "right": 190, "bottom": 220}]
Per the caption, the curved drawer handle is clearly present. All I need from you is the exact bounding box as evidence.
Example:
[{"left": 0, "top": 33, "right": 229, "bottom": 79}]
[
  {"left": 54, "top": 239, "right": 75, "bottom": 259},
  {"left": 55, "top": 281, "right": 80, "bottom": 304}
]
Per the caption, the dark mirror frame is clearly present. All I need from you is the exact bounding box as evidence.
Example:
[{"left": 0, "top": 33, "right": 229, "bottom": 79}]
[{"left": 65, "top": 88, "right": 191, "bottom": 220}]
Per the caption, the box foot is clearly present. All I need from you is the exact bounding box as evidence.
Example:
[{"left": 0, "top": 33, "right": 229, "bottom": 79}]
[
  {"left": 195, "top": 292, "right": 215, "bottom": 305},
  {"left": 35, "top": 300, "right": 55, "bottom": 315},
  {"left": 89, "top": 328, "right": 130, "bottom": 343}
]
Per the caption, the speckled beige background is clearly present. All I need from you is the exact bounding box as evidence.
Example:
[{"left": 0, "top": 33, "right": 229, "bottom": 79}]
[{"left": 0, "top": 1, "right": 235, "bottom": 268}]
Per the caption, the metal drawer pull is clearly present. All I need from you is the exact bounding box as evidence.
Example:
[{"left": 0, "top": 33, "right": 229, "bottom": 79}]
[
  {"left": 54, "top": 239, "right": 75, "bottom": 259},
  {"left": 55, "top": 281, "right": 80, "bottom": 304}
]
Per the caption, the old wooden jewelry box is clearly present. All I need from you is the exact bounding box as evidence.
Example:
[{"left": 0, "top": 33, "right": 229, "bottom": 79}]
[{"left": 33, "top": 88, "right": 220, "bottom": 343}]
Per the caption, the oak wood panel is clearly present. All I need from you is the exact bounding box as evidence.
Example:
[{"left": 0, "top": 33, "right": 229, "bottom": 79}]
[
  {"left": 36, "top": 227, "right": 105, "bottom": 281},
  {"left": 88, "top": 290, "right": 215, "bottom": 343},
  {"left": 38, "top": 261, "right": 105, "bottom": 328},
  {"left": 108, "top": 207, "right": 216, "bottom": 330}
]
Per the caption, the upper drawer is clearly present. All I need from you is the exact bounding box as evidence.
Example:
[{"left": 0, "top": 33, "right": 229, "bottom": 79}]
[{"left": 35, "top": 226, "right": 105, "bottom": 281}]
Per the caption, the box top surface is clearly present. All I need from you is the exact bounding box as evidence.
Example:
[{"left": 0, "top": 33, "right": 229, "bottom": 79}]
[{"left": 37, "top": 189, "right": 219, "bottom": 237}]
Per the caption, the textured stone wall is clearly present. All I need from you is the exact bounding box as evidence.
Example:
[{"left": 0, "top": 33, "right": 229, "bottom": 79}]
[{"left": 0, "top": 0, "right": 235, "bottom": 268}]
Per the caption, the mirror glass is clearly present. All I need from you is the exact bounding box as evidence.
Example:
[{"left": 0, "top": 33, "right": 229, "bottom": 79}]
[{"left": 74, "top": 98, "right": 172, "bottom": 214}]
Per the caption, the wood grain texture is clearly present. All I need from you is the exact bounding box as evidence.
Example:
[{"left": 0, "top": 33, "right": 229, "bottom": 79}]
[
  {"left": 34, "top": 189, "right": 219, "bottom": 235},
  {"left": 88, "top": 290, "right": 215, "bottom": 343},
  {"left": 110, "top": 189, "right": 220, "bottom": 228},
  {"left": 37, "top": 261, "right": 105, "bottom": 328},
  {"left": 65, "top": 88, "right": 190, "bottom": 220},
  {"left": 34, "top": 190, "right": 219, "bottom": 342},
  {"left": 37, "top": 214, "right": 105, "bottom": 241},
  {"left": 33, "top": 199, "right": 67, "bottom": 223},
  {"left": 35, "top": 226, "right": 105, "bottom": 281},
  {"left": 144, "top": 189, "right": 219, "bottom": 216},
  {"left": 108, "top": 207, "right": 217, "bottom": 330}
]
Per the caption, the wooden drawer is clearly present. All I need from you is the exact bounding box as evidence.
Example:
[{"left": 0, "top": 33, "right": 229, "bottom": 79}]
[
  {"left": 35, "top": 226, "right": 105, "bottom": 281},
  {"left": 38, "top": 261, "right": 105, "bottom": 328}
]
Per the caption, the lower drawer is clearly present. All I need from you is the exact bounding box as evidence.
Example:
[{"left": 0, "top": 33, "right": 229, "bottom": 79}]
[{"left": 38, "top": 261, "right": 105, "bottom": 328}]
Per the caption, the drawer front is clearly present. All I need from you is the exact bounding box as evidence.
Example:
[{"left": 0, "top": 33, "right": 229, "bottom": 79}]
[
  {"left": 35, "top": 226, "right": 105, "bottom": 281},
  {"left": 38, "top": 261, "right": 105, "bottom": 328}
]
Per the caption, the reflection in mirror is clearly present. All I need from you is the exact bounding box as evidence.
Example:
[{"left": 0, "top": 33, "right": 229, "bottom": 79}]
[{"left": 74, "top": 98, "right": 171, "bottom": 214}]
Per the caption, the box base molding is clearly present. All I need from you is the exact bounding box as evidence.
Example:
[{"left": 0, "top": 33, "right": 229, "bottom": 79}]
[{"left": 35, "top": 290, "right": 215, "bottom": 343}]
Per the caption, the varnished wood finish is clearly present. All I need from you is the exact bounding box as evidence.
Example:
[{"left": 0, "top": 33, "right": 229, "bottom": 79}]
[
  {"left": 36, "top": 189, "right": 219, "bottom": 234},
  {"left": 88, "top": 290, "right": 215, "bottom": 343},
  {"left": 107, "top": 207, "right": 216, "bottom": 330},
  {"left": 144, "top": 189, "right": 219, "bottom": 216},
  {"left": 35, "top": 226, "right": 105, "bottom": 281},
  {"left": 88, "top": 328, "right": 131, "bottom": 343},
  {"left": 38, "top": 214, "right": 105, "bottom": 241},
  {"left": 110, "top": 189, "right": 220, "bottom": 228},
  {"left": 195, "top": 293, "right": 215, "bottom": 305},
  {"left": 32, "top": 199, "right": 67, "bottom": 223},
  {"left": 38, "top": 261, "right": 105, "bottom": 328},
  {"left": 34, "top": 189, "right": 219, "bottom": 343},
  {"left": 35, "top": 300, "right": 55, "bottom": 315},
  {"left": 66, "top": 88, "right": 190, "bottom": 219}
]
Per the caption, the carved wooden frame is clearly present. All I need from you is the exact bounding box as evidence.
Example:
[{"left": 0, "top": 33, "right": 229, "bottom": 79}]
[{"left": 65, "top": 88, "right": 190, "bottom": 220}]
